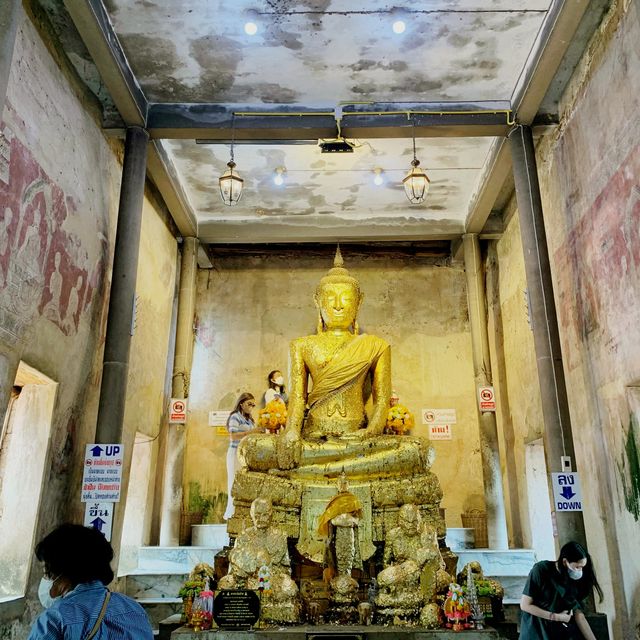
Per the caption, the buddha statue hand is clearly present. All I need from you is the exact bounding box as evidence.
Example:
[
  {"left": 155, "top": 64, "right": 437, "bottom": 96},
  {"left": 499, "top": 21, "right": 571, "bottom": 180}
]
[{"left": 276, "top": 429, "right": 302, "bottom": 469}]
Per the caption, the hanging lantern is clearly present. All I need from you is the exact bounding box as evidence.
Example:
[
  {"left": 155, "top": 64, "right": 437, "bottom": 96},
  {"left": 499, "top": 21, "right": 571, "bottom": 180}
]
[
  {"left": 403, "top": 116, "right": 430, "bottom": 204},
  {"left": 403, "top": 158, "right": 430, "bottom": 204},
  {"left": 219, "top": 160, "right": 244, "bottom": 206},
  {"left": 219, "top": 114, "right": 244, "bottom": 206}
]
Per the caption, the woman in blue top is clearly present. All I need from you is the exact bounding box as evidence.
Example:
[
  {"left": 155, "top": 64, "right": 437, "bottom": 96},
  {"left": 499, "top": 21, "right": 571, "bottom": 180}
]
[
  {"left": 29, "top": 523, "right": 153, "bottom": 640},
  {"left": 519, "top": 540, "right": 603, "bottom": 640},
  {"left": 223, "top": 392, "right": 260, "bottom": 520}
]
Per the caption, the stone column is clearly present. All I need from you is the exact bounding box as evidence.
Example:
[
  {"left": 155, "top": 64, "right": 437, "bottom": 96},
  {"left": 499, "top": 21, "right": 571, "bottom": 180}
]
[
  {"left": 508, "top": 124, "right": 586, "bottom": 546},
  {"left": 463, "top": 233, "right": 509, "bottom": 549},
  {"left": 0, "top": 0, "right": 21, "bottom": 113},
  {"left": 159, "top": 237, "right": 198, "bottom": 546},
  {"left": 95, "top": 126, "right": 149, "bottom": 444}
]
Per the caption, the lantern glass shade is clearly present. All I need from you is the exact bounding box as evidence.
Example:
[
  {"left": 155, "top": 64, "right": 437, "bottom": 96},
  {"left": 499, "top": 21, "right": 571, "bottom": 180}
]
[
  {"left": 402, "top": 160, "right": 430, "bottom": 204},
  {"left": 219, "top": 161, "right": 244, "bottom": 206}
]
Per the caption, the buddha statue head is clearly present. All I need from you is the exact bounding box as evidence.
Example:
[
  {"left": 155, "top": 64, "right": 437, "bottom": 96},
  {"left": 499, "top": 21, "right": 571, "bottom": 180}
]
[
  {"left": 250, "top": 497, "right": 273, "bottom": 531},
  {"left": 314, "top": 247, "right": 363, "bottom": 334},
  {"left": 398, "top": 504, "right": 422, "bottom": 537}
]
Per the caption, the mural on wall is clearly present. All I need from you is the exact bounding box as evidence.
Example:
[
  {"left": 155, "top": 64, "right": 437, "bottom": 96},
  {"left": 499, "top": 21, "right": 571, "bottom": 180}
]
[
  {"left": 0, "top": 122, "right": 108, "bottom": 345},
  {"left": 554, "top": 142, "right": 640, "bottom": 369}
]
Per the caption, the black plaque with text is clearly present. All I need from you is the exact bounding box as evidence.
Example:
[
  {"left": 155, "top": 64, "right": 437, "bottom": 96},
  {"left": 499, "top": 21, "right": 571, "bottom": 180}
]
[{"left": 213, "top": 590, "right": 260, "bottom": 630}]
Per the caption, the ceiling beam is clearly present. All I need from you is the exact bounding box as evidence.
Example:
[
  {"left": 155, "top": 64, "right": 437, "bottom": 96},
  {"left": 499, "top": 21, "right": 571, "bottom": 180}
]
[
  {"left": 63, "top": 0, "right": 146, "bottom": 125},
  {"left": 463, "top": 0, "right": 593, "bottom": 241},
  {"left": 146, "top": 141, "right": 198, "bottom": 238},
  {"left": 146, "top": 102, "right": 513, "bottom": 140}
]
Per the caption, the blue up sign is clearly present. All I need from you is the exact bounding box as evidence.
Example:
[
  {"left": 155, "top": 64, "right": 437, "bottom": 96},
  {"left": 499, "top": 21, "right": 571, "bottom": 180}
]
[{"left": 551, "top": 472, "right": 583, "bottom": 511}]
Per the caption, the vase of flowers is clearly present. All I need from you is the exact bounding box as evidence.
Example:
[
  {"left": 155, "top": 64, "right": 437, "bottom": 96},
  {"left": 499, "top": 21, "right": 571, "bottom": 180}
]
[
  {"left": 178, "top": 578, "right": 205, "bottom": 624},
  {"left": 385, "top": 404, "right": 415, "bottom": 435},
  {"left": 258, "top": 399, "right": 287, "bottom": 433}
]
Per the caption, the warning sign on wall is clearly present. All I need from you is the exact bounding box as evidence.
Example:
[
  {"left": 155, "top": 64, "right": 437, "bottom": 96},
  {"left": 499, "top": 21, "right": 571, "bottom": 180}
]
[
  {"left": 477, "top": 386, "right": 496, "bottom": 412},
  {"left": 169, "top": 398, "right": 187, "bottom": 424},
  {"left": 428, "top": 424, "right": 452, "bottom": 440}
]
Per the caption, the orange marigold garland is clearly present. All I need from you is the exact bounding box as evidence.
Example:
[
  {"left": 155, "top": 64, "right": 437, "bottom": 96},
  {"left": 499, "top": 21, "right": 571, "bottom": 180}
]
[
  {"left": 385, "top": 404, "right": 415, "bottom": 435},
  {"left": 258, "top": 399, "right": 287, "bottom": 433}
]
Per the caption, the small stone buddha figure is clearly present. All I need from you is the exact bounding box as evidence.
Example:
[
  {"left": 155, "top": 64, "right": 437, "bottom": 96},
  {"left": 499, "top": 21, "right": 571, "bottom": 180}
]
[
  {"left": 238, "top": 248, "right": 432, "bottom": 479},
  {"left": 375, "top": 504, "right": 445, "bottom": 619},
  {"left": 317, "top": 472, "right": 363, "bottom": 603},
  {"left": 218, "top": 498, "right": 300, "bottom": 623}
]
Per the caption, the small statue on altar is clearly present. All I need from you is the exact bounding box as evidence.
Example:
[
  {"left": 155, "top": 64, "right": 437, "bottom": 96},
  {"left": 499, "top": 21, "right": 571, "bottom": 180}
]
[
  {"left": 317, "top": 472, "right": 362, "bottom": 605},
  {"left": 218, "top": 498, "right": 300, "bottom": 623},
  {"left": 375, "top": 504, "right": 445, "bottom": 621}
]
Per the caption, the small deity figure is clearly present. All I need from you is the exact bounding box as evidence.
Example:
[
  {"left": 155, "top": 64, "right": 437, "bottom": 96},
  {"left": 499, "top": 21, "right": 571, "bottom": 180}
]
[
  {"left": 376, "top": 504, "right": 445, "bottom": 621},
  {"left": 238, "top": 248, "right": 432, "bottom": 479},
  {"left": 218, "top": 498, "right": 300, "bottom": 623},
  {"left": 317, "top": 472, "right": 362, "bottom": 604}
]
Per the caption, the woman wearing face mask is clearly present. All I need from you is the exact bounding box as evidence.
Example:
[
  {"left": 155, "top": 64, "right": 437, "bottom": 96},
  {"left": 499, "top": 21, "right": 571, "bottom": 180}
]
[
  {"left": 30, "top": 523, "right": 153, "bottom": 639},
  {"left": 263, "top": 369, "right": 288, "bottom": 407},
  {"left": 223, "top": 392, "right": 261, "bottom": 521},
  {"left": 519, "top": 540, "right": 603, "bottom": 640}
]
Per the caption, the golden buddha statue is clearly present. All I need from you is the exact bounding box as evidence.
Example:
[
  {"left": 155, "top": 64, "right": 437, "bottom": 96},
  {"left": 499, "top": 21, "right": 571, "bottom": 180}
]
[
  {"left": 238, "top": 247, "right": 431, "bottom": 479},
  {"left": 218, "top": 498, "right": 300, "bottom": 623},
  {"left": 228, "top": 249, "right": 444, "bottom": 554},
  {"left": 375, "top": 504, "right": 447, "bottom": 621}
]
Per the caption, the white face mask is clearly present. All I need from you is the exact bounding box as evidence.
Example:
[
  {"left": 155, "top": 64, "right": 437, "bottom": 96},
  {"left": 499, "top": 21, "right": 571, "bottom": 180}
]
[
  {"left": 567, "top": 566, "right": 583, "bottom": 580},
  {"left": 38, "top": 576, "right": 61, "bottom": 609},
  {"left": 274, "top": 376, "right": 284, "bottom": 386}
]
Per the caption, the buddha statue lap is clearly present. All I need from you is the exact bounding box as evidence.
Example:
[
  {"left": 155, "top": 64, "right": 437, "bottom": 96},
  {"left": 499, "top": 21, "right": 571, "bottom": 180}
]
[
  {"left": 229, "top": 250, "right": 443, "bottom": 544},
  {"left": 218, "top": 498, "right": 300, "bottom": 624}
]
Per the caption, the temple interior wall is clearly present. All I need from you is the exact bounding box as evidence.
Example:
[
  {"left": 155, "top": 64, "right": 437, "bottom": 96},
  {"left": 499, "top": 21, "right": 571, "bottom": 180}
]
[
  {"left": 492, "top": 2, "right": 640, "bottom": 637},
  {"left": 0, "top": 10, "right": 176, "bottom": 636},
  {"left": 184, "top": 253, "right": 486, "bottom": 528}
]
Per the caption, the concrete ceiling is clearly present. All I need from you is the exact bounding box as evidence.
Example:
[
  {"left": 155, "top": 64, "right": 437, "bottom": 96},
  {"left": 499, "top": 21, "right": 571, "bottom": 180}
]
[{"left": 42, "top": 0, "right": 609, "bottom": 245}]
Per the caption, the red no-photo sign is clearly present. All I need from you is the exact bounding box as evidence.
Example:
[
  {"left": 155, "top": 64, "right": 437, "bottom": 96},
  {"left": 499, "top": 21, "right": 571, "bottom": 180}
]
[
  {"left": 170, "top": 398, "right": 187, "bottom": 424},
  {"left": 477, "top": 386, "right": 496, "bottom": 412}
]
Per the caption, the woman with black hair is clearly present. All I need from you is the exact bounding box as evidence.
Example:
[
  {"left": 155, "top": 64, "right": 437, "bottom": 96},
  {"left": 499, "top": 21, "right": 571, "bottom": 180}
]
[
  {"left": 29, "top": 523, "right": 153, "bottom": 639},
  {"left": 263, "top": 369, "right": 288, "bottom": 407},
  {"left": 520, "top": 540, "right": 603, "bottom": 640}
]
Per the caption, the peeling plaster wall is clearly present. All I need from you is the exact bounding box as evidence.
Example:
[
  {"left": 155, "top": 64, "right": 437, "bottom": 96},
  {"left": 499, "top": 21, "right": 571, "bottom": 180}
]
[
  {"left": 185, "top": 253, "right": 485, "bottom": 528},
  {"left": 0, "top": 12, "right": 176, "bottom": 637},
  {"left": 494, "top": 2, "right": 640, "bottom": 636}
]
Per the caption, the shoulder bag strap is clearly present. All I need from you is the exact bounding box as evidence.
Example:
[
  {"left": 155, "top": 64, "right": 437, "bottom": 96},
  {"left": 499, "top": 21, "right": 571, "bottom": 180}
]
[{"left": 84, "top": 590, "right": 111, "bottom": 640}]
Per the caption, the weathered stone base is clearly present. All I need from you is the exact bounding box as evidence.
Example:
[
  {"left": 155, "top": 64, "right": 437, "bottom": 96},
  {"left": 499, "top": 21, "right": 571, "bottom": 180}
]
[{"left": 228, "top": 470, "right": 445, "bottom": 540}]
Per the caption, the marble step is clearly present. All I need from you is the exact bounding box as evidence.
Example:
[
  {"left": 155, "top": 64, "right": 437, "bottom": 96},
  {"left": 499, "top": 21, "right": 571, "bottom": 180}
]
[
  {"left": 136, "top": 599, "right": 182, "bottom": 632},
  {"left": 455, "top": 549, "right": 536, "bottom": 577},
  {"left": 137, "top": 546, "right": 219, "bottom": 572},
  {"left": 445, "top": 527, "right": 475, "bottom": 550},
  {"left": 125, "top": 572, "right": 188, "bottom": 600}
]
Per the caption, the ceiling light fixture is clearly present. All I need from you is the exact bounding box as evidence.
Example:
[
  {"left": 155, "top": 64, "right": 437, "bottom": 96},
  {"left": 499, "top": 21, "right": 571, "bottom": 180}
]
[
  {"left": 273, "top": 167, "right": 286, "bottom": 186},
  {"left": 392, "top": 20, "right": 406, "bottom": 34},
  {"left": 244, "top": 21, "right": 258, "bottom": 35},
  {"left": 403, "top": 116, "right": 430, "bottom": 204},
  {"left": 219, "top": 115, "right": 244, "bottom": 206},
  {"left": 373, "top": 168, "right": 384, "bottom": 186}
]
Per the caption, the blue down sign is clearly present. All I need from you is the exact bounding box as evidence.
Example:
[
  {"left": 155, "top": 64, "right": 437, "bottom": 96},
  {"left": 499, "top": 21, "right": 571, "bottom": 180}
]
[{"left": 551, "top": 472, "right": 583, "bottom": 511}]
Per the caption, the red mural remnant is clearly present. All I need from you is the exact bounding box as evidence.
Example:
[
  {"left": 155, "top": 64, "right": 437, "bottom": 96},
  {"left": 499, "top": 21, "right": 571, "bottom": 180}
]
[
  {"left": 554, "top": 142, "right": 640, "bottom": 367},
  {"left": 0, "top": 121, "right": 107, "bottom": 339}
]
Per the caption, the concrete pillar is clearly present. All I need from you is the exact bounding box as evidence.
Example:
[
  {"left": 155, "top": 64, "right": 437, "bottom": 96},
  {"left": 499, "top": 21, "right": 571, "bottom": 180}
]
[
  {"left": 0, "top": 0, "right": 21, "bottom": 113},
  {"left": 95, "top": 126, "right": 149, "bottom": 444},
  {"left": 159, "top": 237, "right": 198, "bottom": 546},
  {"left": 508, "top": 124, "right": 587, "bottom": 547},
  {"left": 463, "top": 233, "right": 509, "bottom": 549}
]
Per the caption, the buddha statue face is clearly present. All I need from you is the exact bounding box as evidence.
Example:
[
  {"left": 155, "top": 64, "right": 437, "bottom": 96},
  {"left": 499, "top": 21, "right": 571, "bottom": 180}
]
[
  {"left": 250, "top": 498, "right": 273, "bottom": 531},
  {"left": 315, "top": 282, "right": 362, "bottom": 331}
]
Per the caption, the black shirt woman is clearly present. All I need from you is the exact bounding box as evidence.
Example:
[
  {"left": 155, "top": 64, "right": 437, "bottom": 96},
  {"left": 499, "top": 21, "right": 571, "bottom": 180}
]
[{"left": 520, "top": 540, "right": 603, "bottom": 640}]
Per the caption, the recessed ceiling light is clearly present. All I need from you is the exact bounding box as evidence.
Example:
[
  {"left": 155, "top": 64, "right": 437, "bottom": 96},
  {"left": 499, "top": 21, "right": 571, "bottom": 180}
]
[
  {"left": 244, "top": 21, "right": 258, "bottom": 35},
  {"left": 392, "top": 20, "right": 406, "bottom": 34}
]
